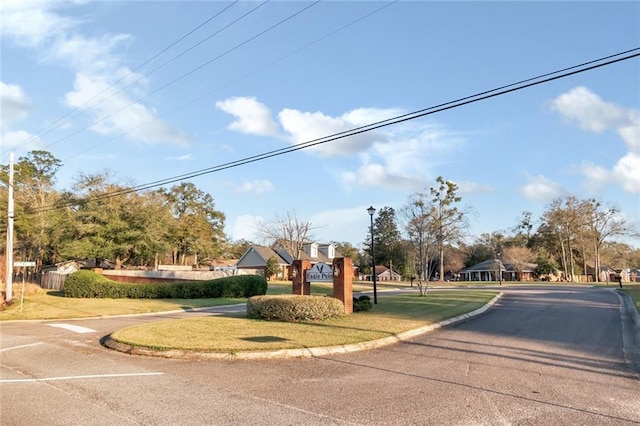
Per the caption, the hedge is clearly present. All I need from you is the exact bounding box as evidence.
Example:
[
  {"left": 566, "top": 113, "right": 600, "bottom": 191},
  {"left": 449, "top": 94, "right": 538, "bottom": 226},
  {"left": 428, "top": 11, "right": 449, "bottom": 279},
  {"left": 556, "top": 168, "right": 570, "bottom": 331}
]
[
  {"left": 246, "top": 295, "right": 345, "bottom": 322},
  {"left": 63, "top": 270, "right": 267, "bottom": 299}
]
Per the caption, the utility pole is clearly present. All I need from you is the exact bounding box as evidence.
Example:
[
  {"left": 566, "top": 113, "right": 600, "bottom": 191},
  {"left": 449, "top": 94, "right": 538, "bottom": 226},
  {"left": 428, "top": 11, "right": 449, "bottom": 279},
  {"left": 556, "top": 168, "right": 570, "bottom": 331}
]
[{"left": 5, "top": 152, "right": 14, "bottom": 302}]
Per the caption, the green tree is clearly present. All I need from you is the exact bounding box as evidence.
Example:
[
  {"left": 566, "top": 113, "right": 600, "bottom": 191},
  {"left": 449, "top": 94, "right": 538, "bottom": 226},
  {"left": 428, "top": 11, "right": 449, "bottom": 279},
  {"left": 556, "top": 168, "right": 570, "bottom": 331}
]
[
  {"left": 161, "top": 182, "right": 226, "bottom": 265},
  {"left": 265, "top": 256, "right": 281, "bottom": 280},
  {"left": 534, "top": 256, "right": 558, "bottom": 277},
  {"left": 331, "top": 241, "right": 359, "bottom": 261},
  {"left": 429, "top": 177, "right": 469, "bottom": 282},
  {"left": 0, "top": 150, "right": 63, "bottom": 266},
  {"left": 225, "top": 239, "right": 254, "bottom": 259},
  {"left": 372, "top": 207, "right": 403, "bottom": 272},
  {"left": 59, "top": 172, "right": 160, "bottom": 268}
]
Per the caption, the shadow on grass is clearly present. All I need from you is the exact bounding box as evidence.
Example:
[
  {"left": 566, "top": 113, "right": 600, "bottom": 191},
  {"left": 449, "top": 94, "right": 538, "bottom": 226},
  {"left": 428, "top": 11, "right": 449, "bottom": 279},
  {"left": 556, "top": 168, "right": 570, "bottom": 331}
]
[{"left": 241, "top": 336, "right": 290, "bottom": 343}]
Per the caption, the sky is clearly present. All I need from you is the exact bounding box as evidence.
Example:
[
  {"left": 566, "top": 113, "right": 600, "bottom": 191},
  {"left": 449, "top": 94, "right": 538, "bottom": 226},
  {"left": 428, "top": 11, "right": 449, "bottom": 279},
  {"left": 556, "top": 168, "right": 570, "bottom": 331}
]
[{"left": 1, "top": 0, "right": 639, "bottom": 250}]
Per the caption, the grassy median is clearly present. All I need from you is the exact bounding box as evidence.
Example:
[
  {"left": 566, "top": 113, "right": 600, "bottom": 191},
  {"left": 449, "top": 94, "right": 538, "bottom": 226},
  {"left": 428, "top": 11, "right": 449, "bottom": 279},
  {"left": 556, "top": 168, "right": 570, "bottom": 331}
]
[{"left": 110, "top": 291, "right": 497, "bottom": 352}]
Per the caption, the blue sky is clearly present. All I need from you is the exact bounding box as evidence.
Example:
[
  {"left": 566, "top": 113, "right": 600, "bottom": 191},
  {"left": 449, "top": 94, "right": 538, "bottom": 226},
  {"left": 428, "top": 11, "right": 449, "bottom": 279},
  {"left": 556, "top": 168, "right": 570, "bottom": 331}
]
[{"left": 1, "top": 1, "right": 639, "bottom": 248}]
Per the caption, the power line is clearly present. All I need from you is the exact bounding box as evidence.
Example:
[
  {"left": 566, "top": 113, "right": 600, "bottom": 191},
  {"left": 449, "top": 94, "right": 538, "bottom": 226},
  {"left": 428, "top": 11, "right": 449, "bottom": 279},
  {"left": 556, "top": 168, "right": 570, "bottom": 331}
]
[
  {"left": 28, "top": 1, "right": 321, "bottom": 155},
  {"left": 30, "top": 48, "right": 640, "bottom": 214},
  {"left": 63, "top": 0, "right": 399, "bottom": 163},
  {"left": 6, "top": 1, "right": 240, "bottom": 158}
]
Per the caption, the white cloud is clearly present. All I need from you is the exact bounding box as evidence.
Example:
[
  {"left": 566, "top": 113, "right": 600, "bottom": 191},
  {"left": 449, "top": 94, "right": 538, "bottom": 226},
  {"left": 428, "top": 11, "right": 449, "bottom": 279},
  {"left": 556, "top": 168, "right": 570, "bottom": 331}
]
[
  {"left": 165, "top": 154, "right": 193, "bottom": 161},
  {"left": 336, "top": 123, "right": 464, "bottom": 191},
  {"left": 0, "top": 0, "right": 76, "bottom": 48},
  {"left": 218, "top": 99, "right": 465, "bottom": 190},
  {"left": 65, "top": 74, "right": 189, "bottom": 146},
  {"left": 0, "top": 81, "right": 31, "bottom": 130},
  {"left": 236, "top": 179, "right": 274, "bottom": 194},
  {"left": 552, "top": 86, "right": 630, "bottom": 133},
  {"left": 618, "top": 119, "right": 640, "bottom": 153},
  {"left": 0, "top": 130, "right": 42, "bottom": 152},
  {"left": 278, "top": 108, "right": 390, "bottom": 157},
  {"left": 49, "top": 33, "right": 133, "bottom": 74},
  {"left": 341, "top": 163, "right": 423, "bottom": 190},
  {"left": 2, "top": 2, "right": 188, "bottom": 147},
  {"left": 456, "top": 181, "right": 495, "bottom": 194},
  {"left": 309, "top": 206, "right": 372, "bottom": 245},
  {"left": 552, "top": 86, "right": 640, "bottom": 194},
  {"left": 612, "top": 152, "right": 640, "bottom": 194},
  {"left": 231, "top": 214, "right": 263, "bottom": 242},
  {"left": 521, "top": 175, "right": 565, "bottom": 202},
  {"left": 576, "top": 161, "right": 609, "bottom": 192},
  {"left": 215, "top": 97, "right": 279, "bottom": 136}
]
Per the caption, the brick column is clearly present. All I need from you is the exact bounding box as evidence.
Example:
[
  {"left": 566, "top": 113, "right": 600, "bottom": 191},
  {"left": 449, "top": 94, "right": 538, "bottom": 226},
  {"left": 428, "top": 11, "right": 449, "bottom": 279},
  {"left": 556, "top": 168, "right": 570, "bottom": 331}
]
[
  {"left": 292, "top": 259, "right": 311, "bottom": 295},
  {"left": 332, "top": 257, "right": 353, "bottom": 314}
]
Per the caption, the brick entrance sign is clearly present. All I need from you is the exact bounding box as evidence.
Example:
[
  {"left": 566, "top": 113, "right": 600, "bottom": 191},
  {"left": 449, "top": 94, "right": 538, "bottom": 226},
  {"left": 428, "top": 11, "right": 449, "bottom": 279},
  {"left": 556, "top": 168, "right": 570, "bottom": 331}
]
[{"left": 291, "top": 257, "right": 353, "bottom": 314}]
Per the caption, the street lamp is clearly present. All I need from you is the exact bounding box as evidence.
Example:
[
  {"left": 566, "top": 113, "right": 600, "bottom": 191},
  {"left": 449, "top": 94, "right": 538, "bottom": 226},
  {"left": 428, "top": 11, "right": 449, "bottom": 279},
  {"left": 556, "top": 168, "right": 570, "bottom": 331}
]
[
  {"left": 367, "top": 206, "right": 378, "bottom": 304},
  {"left": 497, "top": 251, "right": 502, "bottom": 286}
]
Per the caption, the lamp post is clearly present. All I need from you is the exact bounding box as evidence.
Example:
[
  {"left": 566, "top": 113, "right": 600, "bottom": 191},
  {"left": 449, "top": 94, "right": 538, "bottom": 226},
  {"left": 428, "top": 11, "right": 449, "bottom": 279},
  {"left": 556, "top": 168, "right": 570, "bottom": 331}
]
[
  {"left": 367, "top": 206, "right": 378, "bottom": 304},
  {"left": 497, "top": 251, "right": 502, "bottom": 286}
]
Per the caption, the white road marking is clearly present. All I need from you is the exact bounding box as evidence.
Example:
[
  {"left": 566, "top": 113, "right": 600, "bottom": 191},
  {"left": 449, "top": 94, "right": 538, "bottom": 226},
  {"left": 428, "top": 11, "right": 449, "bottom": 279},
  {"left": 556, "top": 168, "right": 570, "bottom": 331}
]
[
  {"left": 0, "top": 372, "right": 164, "bottom": 384},
  {"left": 48, "top": 324, "right": 97, "bottom": 334},
  {"left": 0, "top": 342, "right": 44, "bottom": 353}
]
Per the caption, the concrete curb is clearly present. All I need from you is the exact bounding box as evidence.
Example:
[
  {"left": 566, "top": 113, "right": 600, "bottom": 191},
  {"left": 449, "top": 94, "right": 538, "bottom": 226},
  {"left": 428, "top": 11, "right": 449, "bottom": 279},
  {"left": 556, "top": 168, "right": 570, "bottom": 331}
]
[
  {"left": 615, "top": 289, "right": 640, "bottom": 377},
  {"left": 102, "top": 292, "right": 504, "bottom": 361}
]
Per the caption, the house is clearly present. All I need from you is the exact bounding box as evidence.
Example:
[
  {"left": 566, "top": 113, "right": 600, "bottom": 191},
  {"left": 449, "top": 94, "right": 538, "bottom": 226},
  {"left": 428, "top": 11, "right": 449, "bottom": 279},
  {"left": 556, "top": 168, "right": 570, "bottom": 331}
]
[
  {"left": 272, "top": 242, "right": 337, "bottom": 265},
  {"left": 363, "top": 265, "right": 402, "bottom": 282},
  {"left": 235, "top": 245, "right": 289, "bottom": 279},
  {"left": 459, "top": 259, "right": 505, "bottom": 282},
  {"left": 459, "top": 259, "right": 537, "bottom": 282},
  {"left": 235, "top": 242, "right": 340, "bottom": 279}
]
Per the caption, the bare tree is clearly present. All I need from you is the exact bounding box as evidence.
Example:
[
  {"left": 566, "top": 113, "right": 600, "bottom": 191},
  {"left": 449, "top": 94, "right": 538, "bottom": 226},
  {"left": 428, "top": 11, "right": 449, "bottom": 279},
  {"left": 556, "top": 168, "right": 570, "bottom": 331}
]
[
  {"left": 402, "top": 193, "right": 436, "bottom": 295},
  {"left": 503, "top": 246, "right": 535, "bottom": 281},
  {"left": 255, "top": 211, "right": 316, "bottom": 260},
  {"left": 586, "top": 200, "right": 635, "bottom": 282}
]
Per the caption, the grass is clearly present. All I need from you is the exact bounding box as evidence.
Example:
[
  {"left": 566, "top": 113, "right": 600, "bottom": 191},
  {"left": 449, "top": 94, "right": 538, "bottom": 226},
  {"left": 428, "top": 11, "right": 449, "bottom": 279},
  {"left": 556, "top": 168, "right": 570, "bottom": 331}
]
[
  {"left": 110, "top": 291, "right": 497, "bottom": 352},
  {"left": 0, "top": 285, "right": 245, "bottom": 321},
  {"left": 622, "top": 285, "right": 640, "bottom": 311}
]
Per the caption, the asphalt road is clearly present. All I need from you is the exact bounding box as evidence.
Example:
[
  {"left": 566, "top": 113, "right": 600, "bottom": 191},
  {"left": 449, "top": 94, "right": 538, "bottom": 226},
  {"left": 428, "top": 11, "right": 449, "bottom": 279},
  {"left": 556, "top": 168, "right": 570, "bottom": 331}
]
[{"left": 1, "top": 286, "right": 639, "bottom": 425}]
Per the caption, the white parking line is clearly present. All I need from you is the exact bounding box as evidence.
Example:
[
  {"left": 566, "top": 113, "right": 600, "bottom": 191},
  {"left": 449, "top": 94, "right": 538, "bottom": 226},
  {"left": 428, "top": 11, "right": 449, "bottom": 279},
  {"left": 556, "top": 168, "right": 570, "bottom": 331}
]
[
  {"left": 1, "top": 372, "right": 164, "bottom": 384},
  {"left": 0, "top": 342, "right": 44, "bottom": 353},
  {"left": 48, "top": 324, "right": 97, "bottom": 334}
]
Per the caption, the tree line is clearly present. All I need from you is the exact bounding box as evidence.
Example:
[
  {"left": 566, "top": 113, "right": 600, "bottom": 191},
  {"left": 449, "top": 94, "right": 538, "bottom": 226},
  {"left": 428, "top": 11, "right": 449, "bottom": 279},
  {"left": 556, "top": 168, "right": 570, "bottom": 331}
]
[
  {"left": 0, "top": 151, "right": 234, "bottom": 269},
  {"left": 1, "top": 152, "right": 638, "bottom": 281},
  {"left": 360, "top": 177, "right": 639, "bottom": 287}
]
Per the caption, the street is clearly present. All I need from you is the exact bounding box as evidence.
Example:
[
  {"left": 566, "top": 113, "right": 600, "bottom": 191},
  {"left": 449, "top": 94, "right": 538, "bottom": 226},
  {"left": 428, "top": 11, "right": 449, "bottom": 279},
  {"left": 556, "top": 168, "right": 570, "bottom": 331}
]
[{"left": 1, "top": 286, "right": 639, "bottom": 425}]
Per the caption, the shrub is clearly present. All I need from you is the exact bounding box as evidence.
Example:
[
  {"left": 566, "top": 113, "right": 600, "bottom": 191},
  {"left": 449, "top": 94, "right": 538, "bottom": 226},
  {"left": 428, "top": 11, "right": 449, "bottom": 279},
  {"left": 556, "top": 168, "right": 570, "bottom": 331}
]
[
  {"left": 247, "top": 295, "right": 345, "bottom": 322},
  {"left": 63, "top": 271, "right": 268, "bottom": 299},
  {"left": 353, "top": 295, "right": 373, "bottom": 312}
]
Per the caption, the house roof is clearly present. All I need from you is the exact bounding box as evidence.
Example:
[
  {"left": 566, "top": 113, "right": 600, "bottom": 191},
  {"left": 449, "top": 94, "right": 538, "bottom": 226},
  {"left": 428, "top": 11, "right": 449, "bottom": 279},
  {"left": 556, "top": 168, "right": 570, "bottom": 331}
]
[
  {"left": 236, "top": 245, "right": 288, "bottom": 268},
  {"left": 460, "top": 259, "right": 537, "bottom": 273},
  {"left": 460, "top": 259, "right": 507, "bottom": 273},
  {"left": 274, "top": 242, "right": 340, "bottom": 264},
  {"left": 371, "top": 265, "right": 400, "bottom": 277}
]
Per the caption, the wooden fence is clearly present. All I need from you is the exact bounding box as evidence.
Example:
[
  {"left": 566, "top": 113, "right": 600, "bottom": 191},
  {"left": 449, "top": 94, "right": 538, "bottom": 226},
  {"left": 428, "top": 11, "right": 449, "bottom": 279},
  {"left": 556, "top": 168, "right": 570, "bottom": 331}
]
[{"left": 40, "top": 272, "right": 68, "bottom": 291}]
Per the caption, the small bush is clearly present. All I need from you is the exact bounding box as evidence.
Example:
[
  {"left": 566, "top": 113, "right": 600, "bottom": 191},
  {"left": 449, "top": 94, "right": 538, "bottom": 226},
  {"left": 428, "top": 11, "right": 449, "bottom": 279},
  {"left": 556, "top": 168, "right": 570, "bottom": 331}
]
[
  {"left": 353, "top": 295, "right": 373, "bottom": 312},
  {"left": 247, "top": 295, "right": 345, "bottom": 322},
  {"left": 63, "top": 270, "right": 268, "bottom": 299}
]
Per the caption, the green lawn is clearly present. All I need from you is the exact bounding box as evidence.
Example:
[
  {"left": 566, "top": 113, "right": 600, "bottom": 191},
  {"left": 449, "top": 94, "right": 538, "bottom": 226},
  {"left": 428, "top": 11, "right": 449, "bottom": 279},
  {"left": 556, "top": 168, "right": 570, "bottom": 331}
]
[
  {"left": 623, "top": 285, "right": 640, "bottom": 311},
  {"left": 0, "top": 286, "right": 246, "bottom": 321},
  {"left": 110, "top": 291, "right": 498, "bottom": 352}
]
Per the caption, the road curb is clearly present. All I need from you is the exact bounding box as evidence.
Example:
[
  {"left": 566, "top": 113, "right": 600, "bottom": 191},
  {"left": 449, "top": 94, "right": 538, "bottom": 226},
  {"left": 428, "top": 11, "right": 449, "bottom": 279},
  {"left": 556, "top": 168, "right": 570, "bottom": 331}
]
[
  {"left": 102, "top": 292, "right": 504, "bottom": 361},
  {"left": 615, "top": 289, "right": 640, "bottom": 377}
]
